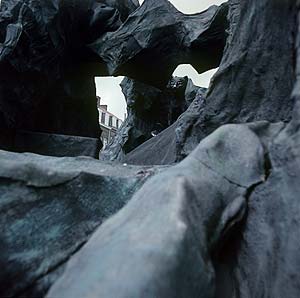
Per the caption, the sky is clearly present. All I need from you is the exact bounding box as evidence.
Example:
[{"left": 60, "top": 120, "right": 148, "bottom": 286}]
[{"left": 96, "top": 0, "right": 226, "bottom": 120}]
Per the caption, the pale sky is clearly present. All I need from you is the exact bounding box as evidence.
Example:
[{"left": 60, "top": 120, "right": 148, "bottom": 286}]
[{"left": 96, "top": 0, "right": 226, "bottom": 120}]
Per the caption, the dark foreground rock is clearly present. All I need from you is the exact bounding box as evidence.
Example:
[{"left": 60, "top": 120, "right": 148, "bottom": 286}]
[
  {"left": 216, "top": 116, "right": 300, "bottom": 298},
  {"left": 0, "top": 150, "right": 163, "bottom": 297},
  {"left": 47, "top": 121, "right": 284, "bottom": 298}
]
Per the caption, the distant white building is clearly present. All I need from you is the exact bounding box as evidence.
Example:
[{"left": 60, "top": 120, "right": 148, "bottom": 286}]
[{"left": 97, "top": 97, "right": 123, "bottom": 149}]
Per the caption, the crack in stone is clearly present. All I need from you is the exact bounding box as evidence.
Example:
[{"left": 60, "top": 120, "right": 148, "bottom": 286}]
[{"left": 197, "top": 159, "right": 247, "bottom": 189}]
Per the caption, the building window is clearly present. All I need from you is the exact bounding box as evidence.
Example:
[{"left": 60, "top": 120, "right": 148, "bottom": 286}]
[
  {"left": 116, "top": 119, "right": 119, "bottom": 129},
  {"left": 101, "top": 112, "right": 105, "bottom": 124},
  {"left": 109, "top": 115, "right": 113, "bottom": 127}
]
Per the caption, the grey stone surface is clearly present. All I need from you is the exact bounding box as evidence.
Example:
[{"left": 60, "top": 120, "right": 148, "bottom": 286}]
[
  {"left": 176, "top": 0, "right": 296, "bottom": 158},
  {"left": 213, "top": 6, "right": 300, "bottom": 297},
  {"left": 219, "top": 119, "right": 300, "bottom": 298},
  {"left": 0, "top": 150, "right": 163, "bottom": 297},
  {"left": 101, "top": 0, "right": 139, "bottom": 22},
  {"left": 14, "top": 130, "right": 101, "bottom": 158},
  {"left": 47, "top": 122, "right": 283, "bottom": 298},
  {"left": 124, "top": 122, "right": 178, "bottom": 165}
]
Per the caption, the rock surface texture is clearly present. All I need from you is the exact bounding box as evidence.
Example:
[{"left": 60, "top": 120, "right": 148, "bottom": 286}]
[
  {"left": 122, "top": 0, "right": 296, "bottom": 164},
  {"left": 0, "top": 150, "right": 163, "bottom": 297},
  {"left": 0, "top": 0, "right": 300, "bottom": 297},
  {"left": 0, "top": 0, "right": 227, "bottom": 153},
  {"left": 47, "top": 121, "right": 284, "bottom": 298},
  {"left": 0, "top": 0, "right": 139, "bottom": 149},
  {"left": 90, "top": 0, "right": 228, "bottom": 87}
]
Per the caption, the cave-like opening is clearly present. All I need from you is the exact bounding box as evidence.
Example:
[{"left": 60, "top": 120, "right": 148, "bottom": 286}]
[
  {"left": 95, "top": 76, "right": 126, "bottom": 149},
  {"left": 173, "top": 64, "right": 218, "bottom": 88},
  {"left": 95, "top": 64, "right": 219, "bottom": 152}
]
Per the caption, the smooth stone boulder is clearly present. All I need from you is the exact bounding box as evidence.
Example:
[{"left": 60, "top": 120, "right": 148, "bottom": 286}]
[
  {"left": 14, "top": 130, "right": 101, "bottom": 158},
  {"left": 0, "top": 150, "right": 164, "bottom": 297},
  {"left": 47, "top": 121, "right": 283, "bottom": 298},
  {"left": 220, "top": 119, "right": 300, "bottom": 298}
]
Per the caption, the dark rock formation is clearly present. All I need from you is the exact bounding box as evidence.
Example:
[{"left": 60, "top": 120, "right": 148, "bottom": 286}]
[
  {"left": 215, "top": 119, "right": 300, "bottom": 298},
  {"left": 47, "top": 121, "right": 284, "bottom": 298},
  {"left": 1, "top": 0, "right": 300, "bottom": 297},
  {"left": 0, "top": 0, "right": 228, "bottom": 154},
  {"left": 177, "top": 0, "right": 296, "bottom": 158},
  {"left": 0, "top": 150, "right": 163, "bottom": 297},
  {"left": 89, "top": 0, "right": 229, "bottom": 87},
  {"left": 0, "top": 0, "right": 139, "bottom": 150},
  {"left": 124, "top": 87, "right": 207, "bottom": 165},
  {"left": 123, "top": 0, "right": 297, "bottom": 165},
  {"left": 47, "top": 1, "right": 300, "bottom": 297},
  {"left": 102, "top": 0, "right": 139, "bottom": 22},
  {"left": 100, "top": 76, "right": 206, "bottom": 161}
]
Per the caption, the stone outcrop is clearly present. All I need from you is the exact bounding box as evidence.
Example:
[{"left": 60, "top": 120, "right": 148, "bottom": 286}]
[
  {"left": 122, "top": 0, "right": 296, "bottom": 165},
  {"left": 0, "top": 1, "right": 99, "bottom": 140},
  {"left": 0, "top": 0, "right": 228, "bottom": 154},
  {"left": 0, "top": 150, "right": 163, "bottom": 297},
  {"left": 0, "top": 0, "right": 139, "bottom": 150},
  {"left": 100, "top": 76, "right": 206, "bottom": 161},
  {"left": 1, "top": 0, "right": 300, "bottom": 297},
  {"left": 47, "top": 121, "right": 285, "bottom": 298}
]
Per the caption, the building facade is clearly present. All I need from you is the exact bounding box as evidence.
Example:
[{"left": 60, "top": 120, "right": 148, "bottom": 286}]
[{"left": 97, "top": 97, "right": 123, "bottom": 149}]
